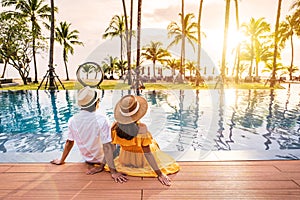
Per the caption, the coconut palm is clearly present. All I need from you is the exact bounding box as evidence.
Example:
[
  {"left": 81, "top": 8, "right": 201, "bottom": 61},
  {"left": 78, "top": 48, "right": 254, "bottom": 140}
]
[
  {"left": 241, "top": 17, "right": 271, "bottom": 79},
  {"left": 102, "top": 56, "right": 118, "bottom": 79},
  {"left": 166, "top": 58, "right": 180, "bottom": 77},
  {"left": 134, "top": 0, "right": 143, "bottom": 94},
  {"left": 270, "top": 0, "right": 282, "bottom": 87},
  {"left": 221, "top": 0, "right": 231, "bottom": 86},
  {"left": 167, "top": 13, "right": 197, "bottom": 80},
  {"left": 122, "top": 0, "right": 134, "bottom": 85},
  {"left": 234, "top": 0, "right": 241, "bottom": 84},
  {"left": 142, "top": 41, "right": 170, "bottom": 78},
  {"left": 115, "top": 60, "right": 128, "bottom": 78},
  {"left": 278, "top": 15, "right": 297, "bottom": 80},
  {"left": 2, "top": 0, "right": 53, "bottom": 83},
  {"left": 103, "top": 15, "right": 126, "bottom": 63},
  {"left": 55, "top": 21, "right": 83, "bottom": 81},
  {"left": 196, "top": 0, "right": 204, "bottom": 86},
  {"left": 185, "top": 61, "right": 196, "bottom": 81}
]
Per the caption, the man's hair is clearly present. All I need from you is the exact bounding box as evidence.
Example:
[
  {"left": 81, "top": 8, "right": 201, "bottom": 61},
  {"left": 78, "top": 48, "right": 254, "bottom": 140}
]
[{"left": 81, "top": 101, "right": 98, "bottom": 112}]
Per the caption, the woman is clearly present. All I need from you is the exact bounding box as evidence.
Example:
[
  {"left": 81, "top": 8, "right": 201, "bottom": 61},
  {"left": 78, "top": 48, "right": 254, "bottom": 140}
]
[{"left": 110, "top": 94, "right": 180, "bottom": 186}]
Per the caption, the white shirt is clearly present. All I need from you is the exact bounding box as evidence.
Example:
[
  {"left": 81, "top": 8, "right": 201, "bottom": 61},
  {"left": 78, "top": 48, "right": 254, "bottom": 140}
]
[{"left": 67, "top": 110, "right": 111, "bottom": 163}]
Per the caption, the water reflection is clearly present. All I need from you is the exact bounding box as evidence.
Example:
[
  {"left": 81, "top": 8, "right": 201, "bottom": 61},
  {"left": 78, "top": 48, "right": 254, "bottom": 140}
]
[
  {"left": 0, "top": 90, "right": 78, "bottom": 152},
  {"left": 0, "top": 84, "right": 300, "bottom": 158}
]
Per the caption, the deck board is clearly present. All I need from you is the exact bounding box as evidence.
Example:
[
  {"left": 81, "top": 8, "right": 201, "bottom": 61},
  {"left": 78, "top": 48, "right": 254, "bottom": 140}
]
[{"left": 1, "top": 160, "right": 300, "bottom": 199}]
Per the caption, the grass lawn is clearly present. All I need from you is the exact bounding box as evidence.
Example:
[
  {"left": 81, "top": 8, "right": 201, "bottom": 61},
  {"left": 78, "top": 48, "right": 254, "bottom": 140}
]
[{"left": 0, "top": 79, "right": 285, "bottom": 90}]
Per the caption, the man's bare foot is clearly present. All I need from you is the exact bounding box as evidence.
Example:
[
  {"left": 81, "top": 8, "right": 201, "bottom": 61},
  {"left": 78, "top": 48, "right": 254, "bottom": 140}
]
[{"left": 86, "top": 166, "right": 104, "bottom": 175}]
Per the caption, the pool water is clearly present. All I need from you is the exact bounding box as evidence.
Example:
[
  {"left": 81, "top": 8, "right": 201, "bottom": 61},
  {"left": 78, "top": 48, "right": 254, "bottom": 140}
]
[{"left": 0, "top": 84, "right": 299, "bottom": 162}]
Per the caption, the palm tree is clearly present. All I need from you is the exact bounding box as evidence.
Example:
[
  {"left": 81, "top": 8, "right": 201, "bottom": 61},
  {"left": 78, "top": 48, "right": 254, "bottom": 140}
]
[
  {"left": 142, "top": 41, "right": 170, "bottom": 78},
  {"left": 270, "top": 0, "right": 282, "bottom": 87},
  {"left": 185, "top": 61, "right": 196, "bottom": 81},
  {"left": 55, "top": 21, "right": 83, "bottom": 81},
  {"left": 234, "top": 0, "right": 241, "bottom": 84},
  {"left": 102, "top": 56, "right": 118, "bottom": 79},
  {"left": 122, "top": 0, "right": 134, "bottom": 85},
  {"left": 167, "top": 13, "right": 197, "bottom": 81},
  {"left": 221, "top": 0, "right": 231, "bottom": 87},
  {"left": 196, "top": 0, "right": 204, "bottom": 86},
  {"left": 2, "top": 0, "right": 53, "bottom": 83},
  {"left": 241, "top": 17, "right": 271, "bottom": 79},
  {"left": 136, "top": 0, "right": 142, "bottom": 94},
  {"left": 166, "top": 58, "right": 180, "bottom": 77},
  {"left": 103, "top": 15, "right": 126, "bottom": 63},
  {"left": 279, "top": 15, "right": 297, "bottom": 81},
  {"left": 115, "top": 60, "right": 128, "bottom": 78}
]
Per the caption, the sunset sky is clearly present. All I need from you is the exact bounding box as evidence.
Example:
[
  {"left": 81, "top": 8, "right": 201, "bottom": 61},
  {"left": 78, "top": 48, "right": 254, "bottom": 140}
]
[{"left": 2, "top": 0, "right": 299, "bottom": 78}]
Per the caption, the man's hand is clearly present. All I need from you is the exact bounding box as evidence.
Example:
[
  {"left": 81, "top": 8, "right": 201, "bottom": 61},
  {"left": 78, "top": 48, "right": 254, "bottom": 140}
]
[
  {"left": 50, "top": 159, "right": 64, "bottom": 165},
  {"left": 111, "top": 172, "right": 128, "bottom": 183}
]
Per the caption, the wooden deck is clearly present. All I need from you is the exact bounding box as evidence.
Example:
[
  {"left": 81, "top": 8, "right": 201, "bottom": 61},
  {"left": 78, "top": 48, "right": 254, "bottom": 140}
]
[{"left": 1, "top": 160, "right": 300, "bottom": 199}]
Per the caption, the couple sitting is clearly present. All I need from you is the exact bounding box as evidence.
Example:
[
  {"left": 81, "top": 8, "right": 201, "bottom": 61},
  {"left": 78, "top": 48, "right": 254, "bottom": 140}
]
[{"left": 51, "top": 86, "right": 180, "bottom": 186}]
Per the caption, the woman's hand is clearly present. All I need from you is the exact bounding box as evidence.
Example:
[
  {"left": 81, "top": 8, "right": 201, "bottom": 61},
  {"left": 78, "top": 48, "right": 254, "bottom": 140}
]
[
  {"left": 111, "top": 172, "right": 128, "bottom": 183},
  {"left": 158, "top": 173, "right": 171, "bottom": 186}
]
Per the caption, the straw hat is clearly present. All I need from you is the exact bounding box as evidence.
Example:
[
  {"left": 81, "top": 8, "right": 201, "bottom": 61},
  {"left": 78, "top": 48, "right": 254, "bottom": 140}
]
[
  {"left": 77, "top": 86, "right": 101, "bottom": 108},
  {"left": 114, "top": 95, "right": 148, "bottom": 124}
]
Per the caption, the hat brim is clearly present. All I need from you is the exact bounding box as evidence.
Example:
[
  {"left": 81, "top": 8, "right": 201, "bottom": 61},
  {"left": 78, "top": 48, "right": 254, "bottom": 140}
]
[
  {"left": 79, "top": 89, "right": 101, "bottom": 109},
  {"left": 114, "top": 96, "right": 148, "bottom": 124}
]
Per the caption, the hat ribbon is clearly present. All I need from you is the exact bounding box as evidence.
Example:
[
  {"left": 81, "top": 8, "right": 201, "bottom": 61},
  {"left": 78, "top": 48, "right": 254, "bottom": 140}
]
[{"left": 120, "top": 101, "right": 140, "bottom": 117}]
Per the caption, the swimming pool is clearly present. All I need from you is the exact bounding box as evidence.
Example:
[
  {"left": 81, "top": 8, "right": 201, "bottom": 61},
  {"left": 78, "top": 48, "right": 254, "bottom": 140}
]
[{"left": 0, "top": 84, "right": 299, "bottom": 162}]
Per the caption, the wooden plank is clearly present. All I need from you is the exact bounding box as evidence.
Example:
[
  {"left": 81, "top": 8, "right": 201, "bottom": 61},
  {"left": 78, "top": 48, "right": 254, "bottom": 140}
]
[
  {"left": 177, "top": 165, "right": 280, "bottom": 172},
  {"left": 0, "top": 189, "right": 141, "bottom": 200},
  {"left": 0, "top": 172, "right": 141, "bottom": 181},
  {"left": 143, "top": 189, "right": 300, "bottom": 200}
]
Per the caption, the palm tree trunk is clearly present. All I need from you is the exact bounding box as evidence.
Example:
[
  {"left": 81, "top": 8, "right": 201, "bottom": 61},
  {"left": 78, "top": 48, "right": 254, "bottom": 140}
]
[
  {"left": 180, "top": 0, "right": 185, "bottom": 82},
  {"left": 234, "top": 0, "right": 240, "bottom": 84},
  {"left": 196, "top": 0, "right": 203, "bottom": 86},
  {"left": 122, "top": 0, "right": 132, "bottom": 85},
  {"left": 289, "top": 33, "right": 294, "bottom": 80},
  {"left": 63, "top": 50, "right": 70, "bottom": 80},
  {"left": 152, "top": 61, "right": 156, "bottom": 77},
  {"left": 221, "top": 0, "right": 230, "bottom": 87},
  {"left": 32, "top": 19, "right": 38, "bottom": 83},
  {"left": 270, "top": 0, "right": 282, "bottom": 87},
  {"left": 136, "top": 0, "right": 142, "bottom": 95},
  {"left": 48, "top": 0, "right": 55, "bottom": 89},
  {"left": 249, "top": 37, "right": 254, "bottom": 78}
]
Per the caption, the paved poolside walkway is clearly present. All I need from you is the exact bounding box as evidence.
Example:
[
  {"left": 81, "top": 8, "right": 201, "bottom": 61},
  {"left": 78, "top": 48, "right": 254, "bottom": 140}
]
[{"left": 1, "top": 160, "right": 300, "bottom": 199}]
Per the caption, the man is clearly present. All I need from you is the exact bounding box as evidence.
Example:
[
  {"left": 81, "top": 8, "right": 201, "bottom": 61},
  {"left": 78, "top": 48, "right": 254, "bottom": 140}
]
[{"left": 51, "top": 86, "right": 127, "bottom": 183}]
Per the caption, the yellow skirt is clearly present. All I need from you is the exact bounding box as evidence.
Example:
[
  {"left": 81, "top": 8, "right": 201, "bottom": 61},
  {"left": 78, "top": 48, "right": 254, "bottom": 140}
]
[{"left": 106, "top": 142, "right": 180, "bottom": 177}]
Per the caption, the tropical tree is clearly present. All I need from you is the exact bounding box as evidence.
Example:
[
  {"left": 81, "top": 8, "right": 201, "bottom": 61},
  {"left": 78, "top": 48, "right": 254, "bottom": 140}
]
[
  {"left": 2, "top": 0, "right": 53, "bottom": 83},
  {"left": 55, "top": 21, "right": 83, "bottom": 81},
  {"left": 0, "top": 14, "right": 33, "bottom": 84},
  {"left": 122, "top": 0, "right": 134, "bottom": 85},
  {"left": 102, "top": 55, "right": 118, "bottom": 79},
  {"left": 142, "top": 41, "right": 170, "bottom": 78},
  {"left": 136, "top": 0, "right": 142, "bottom": 94},
  {"left": 279, "top": 15, "right": 298, "bottom": 81},
  {"left": 185, "top": 60, "right": 196, "bottom": 81},
  {"left": 115, "top": 59, "right": 128, "bottom": 78},
  {"left": 167, "top": 13, "right": 197, "bottom": 80},
  {"left": 103, "top": 15, "right": 126, "bottom": 63},
  {"left": 234, "top": 0, "right": 241, "bottom": 84},
  {"left": 166, "top": 58, "right": 180, "bottom": 77},
  {"left": 241, "top": 17, "right": 271, "bottom": 79},
  {"left": 221, "top": 0, "right": 231, "bottom": 86},
  {"left": 270, "top": 0, "right": 282, "bottom": 87},
  {"left": 196, "top": 0, "right": 204, "bottom": 86}
]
